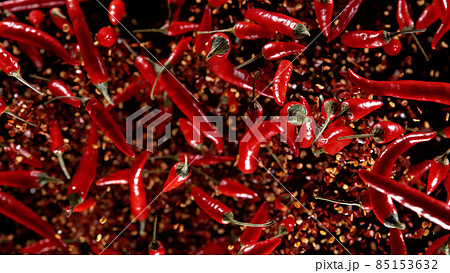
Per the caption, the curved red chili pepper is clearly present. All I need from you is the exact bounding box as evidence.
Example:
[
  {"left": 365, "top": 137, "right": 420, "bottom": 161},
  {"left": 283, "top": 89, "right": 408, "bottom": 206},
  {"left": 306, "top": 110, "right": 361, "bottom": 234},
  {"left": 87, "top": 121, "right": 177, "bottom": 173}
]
[
  {"left": 97, "top": 27, "right": 117, "bottom": 48},
  {"left": 49, "top": 120, "right": 71, "bottom": 179},
  {"left": 240, "top": 202, "right": 269, "bottom": 246},
  {"left": 327, "top": 0, "right": 364, "bottom": 42},
  {"left": 360, "top": 190, "right": 372, "bottom": 211},
  {"left": 163, "top": 155, "right": 191, "bottom": 192},
  {"left": 20, "top": 238, "right": 58, "bottom": 254},
  {"left": 66, "top": 0, "right": 112, "bottom": 104},
  {"left": 95, "top": 169, "right": 130, "bottom": 186},
  {"left": 390, "top": 228, "right": 407, "bottom": 255},
  {"left": 64, "top": 197, "right": 95, "bottom": 213},
  {"left": 244, "top": 8, "right": 309, "bottom": 39},
  {"left": 134, "top": 21, "right": 199, "bottom": 36},
  {"left": 238, "top": 120, "right": 285, "bottom": 174},
  {"left": 315, "top": 126, "right": 353, "bottom": 155},
  {"left": 431, "top": 9, "right": 450, "bottom": 49},
  {"left": 396, "top": 0, "right": 414, "bottom": 30},
  {"left": 314, "top": 98, "right": 341, "bottom": 143},
  {"left": 425, "top": 235, "right": 450, "bottom": 255},
  {"left": 314, "top": 0, "right": 334, "bottom": 38},
  {"left": 275, "top": 193, "right": 294, "bottom": 211},
  {"left": 208, "top": 0, "right": 226, "bottom": 8},
  {"left": 206, "top": 33, "right": 273, "bottom": 99},
  {"left": 48, "top": 80, "right": 81, "bottom": 108},
  {"left": 194, "top": 237, "right": 229, "bottom": 255},
  {"left": 218, "top": 178, "right": 258, "bottom": 199},
  {"left": 339, "top": 98, "right": 383, "bottom": 121},
  {"left": 280, "top": 101, "right": 307, "bottom": 157},
  {"left": 247, "top": 71, "right": 263, "bottom": 124},
  {"left": 133, "top": 56, "right": 164, "bottom": 95},
  {"left": 49, "top": 7, "right": 74, "bottom": 35},
  {"left": 153, "top": 95, "right": 173, "bottom": 139},
  {"left": 339, "top": 121, "right": 404, "bottom": 144},
  {"left": 148, "top": 217, "right": 165, "bottom": 255},
  {"left": 105, "top": 79, "right": 149, "bottom": 111},
  {"left": 198, "top": 21, "right": 277, "bottom": 40},
  {"left": 178, "top": 153, "right": 235, "bottom": 166},
  {"left": 0, "top": 190, "right": 67, "bottom": 250},
  {"left": 5, "top": 143, "right": 42, "bottom": 168},
  {"left": 348, "top": 69, "right": 450, "bottom": 105},
  {"left": 273, "top": 60, "right": 293, "bottom": 106},
  {"left": 193, "top": 5, "right": 212, "bottom": 54},
  {"left": 0, "top": 0, "right": 89, "bottom": 13},
  {"left": 168, "top": 0, "right": 185, "bottom": 22},
  {"left": 0, "top": 170, "right": 60, "bottom": 188},
  {"left": 108, "top": 0, "right": 125, "bottom": 26},
  {"left": 67, "top": 125, "right": 99, "bottom": 215},
  {"left": 383, "top": 39, "right": 402, "bottom": 56},
  {"left": 341, "top": 29, "right": 423, "bottom": 48},
  {"left": 298, "top": 96, "right": 316, "bottom": 148},
  {"left": 359, "top": 169, "right": 450, "bottom": 230},
  {"left": 426, "top": 149, "right": 450, "bottom": 195},
  {"left": 416, "top": 4, "right": 439, "bottom": 31},
  {"left": 402, "top": 159, "right": 432, "bottom": 186},
  {"left": 130, "top": 151, "right": 149, "bottom": 222},
  {"left": 241, "top": 237, "right": 281, "bottom": 255},
  {"left": 179, "top": 117, "right": 203, "bottom": 148}
]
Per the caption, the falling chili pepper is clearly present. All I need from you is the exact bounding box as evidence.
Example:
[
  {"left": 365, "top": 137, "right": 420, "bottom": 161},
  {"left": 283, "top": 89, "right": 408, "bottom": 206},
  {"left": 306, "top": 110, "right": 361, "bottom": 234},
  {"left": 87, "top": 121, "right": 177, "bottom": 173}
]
[
  {"left": 95, "top": 169, "right": 130, "bottom": 186},
  {"left": 153, "top": 93, "right": 173, "bottom": 139},
  {"left": 314, "top": 0, "right": 334, "bottom": 38},
  {"left": 341, "top": 29, "right": 424, "bottom": 49},
  {"left": 427, "top": 148, "right": 450, "bottom": 195},
  {"left": 0, "top": 97, "right": 37, "bottom": 127},
  {"left": 416, "top": 3, "right": 439, "bottom": 31},
  {"left": 105, "top": 78, "right": 149, "bottom": 111},
  {"left": 27, "top": 9, "right": 44, "bottom": 27},
  {"left": 108, "top": 0, "right": 125, "bottom": 26},
  {"left": 48, "top": 80, "right": 81, "bottom": 108},
  {"left": 359, "top": 169, "right": 450, "bottom": 230},
  {"left": 338, "top": 121, "right": 404, "bottom": 144},
  {"left": 218, "top": 178, "right": 258, "bottom": 199},
  {"left": 432, "top": 0, "right": 447, "bottom": 19},
  {"left": 383, "top": 39, "right": 402, "bottom": 56},
  {"left": 179, "top": 117, "right": 203, "bottom": 149},
  {"left": 20, "top": 238, "right": 59, "bottom": 254},
  {"left": 314, "top": 98, "right": 340, "bottom": 143},
  {"left": 178, "top": 153, "right": 234, "bottom": 166},
  {"left": 241, "top": 237, "right": 281, "bottom": 255},
  {"left": 273, "top": 60, "right": 293, "bottom": 106},
  {"left": 49, "top": 7, "right": 74, "bottom": 35},
  {"left": 0, "top": 170, "right": 60, "bottom": 188},
  {"left": 206, "top": 33, "right": 273, "bottom": 99},
  {"left": 129, "top": 151, "right": 149, "bottom": 229},
  {"left": 327, "top": 0, "right": 364, "bottom": 42},
  {"left": 298, "top": 96, "right": 316, "bottom": 148},
  {"left": 0, "top": 190, "right": 67, "bottom": 250},
  {"left": 0, "top": 0, "right": 89, "bottom": 13},
  {"left": 167, "top": 0, "right": 185, "bottom": 22},
  {"left": 431, "top": 9, "right": 450, "bottom": 49},
  {"left": 49, "top": 120, "right": 71, "bottom": 179},
  {"left": 97, "top": 27, "right": 117, "bottom": 48},
  {"left": 5, "top": 143, "right": 42, "bottom": 168},
  {"left": 66, "top": 0, "right": 112, "bottom": 104},
  {"left": 129, "top": 54, "right": 164, "bottom": 96},
  {"left": 240, "top": 202, "right": 269, "bottom": 246},
  {"left": 390, "top": 228, "right": 407, "bottom": 255},
  {"left": 238, "top": 120, "right": 284, "bottom": 174},
  {"left": 198, "top": 21, "right": 277, "bottom": 40},
  {"left": 162, "top": 155, "right": 191, "bottom": 192},
  {"left": 425, "top": 235, "right": 450, "bottom": 255},
  {"left": 444, "top": 170, "right": 450, "bottom": 205},
  {"left": 64, "top": 197, "right": 95, "bottom": 214},
  {"left": 191, "top": 186, "right": 274, "bottom": 227},
  {"left": 133, "top": 21, "right": 199, "bottom": 36},
  {"left": 315, "top": 126, "right": 353, "bottom": 155},
  {"left": 402, "top": 159, "right": 432, "bottom": 186},
  {"left": 348, "top": 69, "right": 450, "bottom": 105},
  {"left": 194, "top": 237, "right": 229, "bottom": 255},
  {"left": 280, "top": 101, "right": 307, "bottom": 157},
  {"left": 275, "top": 193, "right": 294, "bottom": 211},
  {"left": 148, "top": 217, "right": 165, "bottom": 255},
  {"left": 193, "top": 5, "right": 212, "bottom": 54},
  {"left": 338, "top": 98, "right": 383, "bottom": 121},
  {"left": 244, "top": 8, "right": 310, "bottom": 39}
]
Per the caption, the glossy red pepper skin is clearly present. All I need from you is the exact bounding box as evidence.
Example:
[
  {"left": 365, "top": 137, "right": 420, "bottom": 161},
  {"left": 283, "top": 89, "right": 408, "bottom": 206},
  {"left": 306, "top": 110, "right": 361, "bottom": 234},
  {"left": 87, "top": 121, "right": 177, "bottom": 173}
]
[
  {"left": 348, "top": 69, "right": 450, "bottom": 105},
  {"left": 273, "top": 60, "right": 293, "bottom": 106},
  {"left": 431, "top": 9, "right": 450, "bottom": 49},
  {"left": 425, "top": 235, "right": 450, "bottom": 255},
  {"left": 95, "top": 169, "right": 130, "bottom": 186},
  {"left": 193, "top": 5, "right": 212, "bottom": 54},
  {"left": 28, "top": 10, "right": 44, "bottom": 27},
  {"left": 416, "top": 4, "right": 439, "bottom": 30},
  {"left": 0, "top": 21, "right": 78, "bottom": 66},
  {"left": 445, "top": 170, "right": 450, "bottom": 205},
  {"left": 244, "top": 8, "right": 309, "bottom": 39},
  {"left": 247, "top": 100, "right": 263, "bottom": 125},
  {"left": 108, "top": 0, "right": 125, "bottom": 26},
  {"left": 383, "top": 39, "right": 402, "bottom": 56},
  {"left": 403, "top": 159, "right": 432, "bottom": 185},
  {"left": 0, "top": 44, "right": 21, "bottom": 75},
  {"left": 327, "top": 0, "right": 364, "bottom": 42},
  {"left": 194, "top": 237, "right": 229, "bottom": 255},
  {"left": 49, "top": 121, "right": 65, "bottom": 153},
  {"left": 280, "top": 101, "right": 302, "bottom": 157},
  {"left": 105, "top": 79, "right": 149, "bottom": 111},
  {"left": 0, "top": 0, "right": 88, "bottom": 13},
  {"left": 0, "top": 190, "right": 67, "bottom": 250},
  {"left": 279, "top": 216, "right": 295, "bottom": 234},
  {"left": 48, "top": 80, "right": 81, "bottom": 108},
  {"left": 134, "top": 56, "right": 163, "bottom": 94},
  {"left": 0, "top": 170, "right": 53, "bottom": 189},
  {"left": 360, "top": 190, "right": 372, "bottom": 211},
  {"left": 298, "top": 96, "right": 316, "bottom": 148},
  {"left": 314, "top": 0, "right": 334, "bottom": 37},
  {"left": 66, "top": 0, "right": 109, "bottom": 85},
  {"left": 208, "top": 0, "right": 227, "bottom": 8},
  {"left": 340, "top": 98, "right": 383, "bottom": 121},
  {"left": 440, "top": 126, "right": 450, "bottom": 138},
  {"left": 390, "top": 228, "right": 407, "bottom": 255},
  {"left": 179, "top": 117, "right": 203, "bottom": 148},
  {"left": 20, "top": 238, "right": 58, "bottom": 254},
  {"left": 206, "top": 34, "right": 273, "bottom": 99},
  {"left": 129, "top": 151, "right": 149, "bottom": 221},
  {"left": 427, "top": 153, "right": 449, "bottom": 195},
  {"left": 97, "top": 27, "right": 117, "bottom": 48},
  {"left": 316, "top": 126, "right": 353, "bottom": 155},
  {"left": 168, "top": 0, "right": 185, "bottom": 22},
  {"left": 49, "top": 7, "right": 74, "bottom": 35},
  {"left": 6, "top": 143, "right": 42, "bottom": 169},
  {"left": 64, "top": 197, "right": 95, "bottom": 213},
  {"left": 166, "top": 36, "right": 192, "bottom": 67},
  {"left": 350, "top": 121, "right": 405, "bottom": 144},
  {"left": 148, "top": 242, "right": 165, "bottom": 255},
  {"left": 262, "top": 42, "right": 306, "bottom": 61},
  {"left": 178, "top": 153, "right": 235, "bottom": 166},
  {"left": 192, "top": 186, "right": 232, "bottom": 224},
  {"left": 238, "top": 120, "right": 285, "bottom": 174},
  {"left": 162, "top": 160, "right": 191, "bottom": 192},
  {"left": 341, "top": 30, "right": 393, "bottom": 48},
  {"left": 240, "top": 202, "right": 269, "bottom": 246},
  {"left": 156, "top": 21, "right": 199, "bottom": 36},
  {"left": 218, "top": 178, "right": 258, "bottom": 199},
  {"left": 85, "top": 98, "right": 135, "bottom": 157},
  {"left": 359, "top": 169, "right": 450, "bottom": 230},
  {"left": 396, "top": 0, "right": 414, "bottom": 30},
  {"left": 234, "top": 22, "right": 276, "bottom": 40},
  {"left": 275, "top": 193, "right": 294, "bottom": 211},
  {"left": 241, "top": 238, "right": 281, "bottom": 255}
]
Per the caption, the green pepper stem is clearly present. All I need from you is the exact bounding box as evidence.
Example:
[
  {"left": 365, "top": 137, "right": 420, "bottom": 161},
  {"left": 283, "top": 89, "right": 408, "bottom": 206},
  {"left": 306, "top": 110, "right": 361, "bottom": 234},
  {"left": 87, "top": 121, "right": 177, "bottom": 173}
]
[
  {"left": 197, "top": 28, "right": 234, "bottom": 35},
  {"left": 95, "top": 82, "right": 114, "bottom": 106},
  {"left": 223, "top": 212, "right": 275, "bottom": 227},
  {"left": 315, "top": 196, "right": 363, "bottom": 209},
  {"left": 9, "top": 70, "right": 43, "bottom": 95},
  {"left": 29, "top": 74, "right": 51, "bottom": 82},
  {"left": 44, "top": 96, "right": 89, "bottom": 106},
  {"left": 4, "top": 110, "right": 37, "bottom": 127},
  {"left": 56, "top": 153, "right": 71, "bottom": 180},
  {"left": 338, "top": 133, "right": 374, "bottom": 140},
  {"left": 410, "top": 33, "right": 429, "bottom": 62}
]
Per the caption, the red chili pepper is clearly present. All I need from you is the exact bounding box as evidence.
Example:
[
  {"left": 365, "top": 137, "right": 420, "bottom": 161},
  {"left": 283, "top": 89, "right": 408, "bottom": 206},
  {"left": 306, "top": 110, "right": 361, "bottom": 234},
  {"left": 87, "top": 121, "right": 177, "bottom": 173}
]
[
  {"left": 359, "top": 169, "right": 450, "bottom": 230},
  {"left": 95, "top": 169, "right": 130, "bottom": 186},
  {"left": 97, "top": 27, "right": 117, "bottom": 48},
  {"left": 433, "top": 0, "right": 448, "bottom": 19},
  {"left": 5, "top": 143, "right": 42, "bottom": 168},
  {"left": 0, "top": 21, "right": 79, "bottom": 66},
  {"left": 341, "top": 29, "right": 423, "bottom": 48},
  {"left": 431, "top": 9, "right": 450, "bottom": 49},
  {"left": 427, "top": 148, "right": 450, "bottom": 195},
  {"left": 48, "top": 80, "right": 81, "bottom": 108},
  {"left": 425, "top": 235, "right": 450, "bottom": 255},
  {"left": 66, "top": 0, "right": 112, "bottom": 104},
  {"left": 208, "top": 0, "right": 226, "bottom": 8},
  {"left": 163, "top": 155, "right": 191, "bottom": 192},
  {"left": 134, "top": 21, "right": 199, "bottom": 36},
  {"left": 130, "top": 151, "right": 149, "bottom": 222},
  {"left": 244, "top": 8, "right": 309, "bottom": 39},
  {"left": 108, "top": 0, "right": 125, "bottom": 26},
  {"left": 416, "top": 4, "right": 439, "bottom": 31},
  {"left": 277, "top": 216, "right": 296, "bottom": 237},
  {"left": 0, "top": 170, "right": 60, "bottom": 188},
  {"left": 273, "top": 60, "right": 293, "bottom": 106},
  {"left": 314, "top": 98, "right": 340, "bottom": 143},
  {"left": 315, "top": 126, "right": 353, "bottom": 155},
  {"left": 0, "top": 190, "right": 67, "bottom": 250},
  {"left": 28, "top": 9, "right": 44, "bottom": 26},
  {"left": 275, "top": 193, "right": 294, "bottom": 211},
  {"left": 193, "top": 5, "right": 212, "bottom": 54},
  {"left": 20, "top": 238, "right": 59, "bottom": 254},
  {"left": 339, "top": 121, "right": 404, "bottom": 144},
  {"left": 383, "top": 39, "right": 402, "bottom": 56},
  {"left": 445, "top": 170, "right": 450, "bottom": 205},
  {"left": 240, "top": 202, "right": 269, "bottom": 246},
  {"left": 438, "top": 126, "right": 450, "bottom": 138},
  {"left": 367, "top": 132, "right": 436, "bottom": 228},
  {"left": 105, "top": 79, "right": 149, "bottom": 111},
  {"left": 64, "top": 197, "right": 95, "bottom": 213},
  {"left": 241, "top": 237, "right": 281, "bottom": 255},
  {"left": 206, "top": 33, "right": 273, "bottom": 99},
  {"left": 298, "top": 96, "right": 316, "bottom": 148},
  {"left": 390, "top": 228, "right": 407, "bottom": 255},
  {"left": 280, "top": 101, "right": 307, "bottom": 157},
  {"left": 167, "top": 0, "right": 185, "bottom": 22},
  {"left": 314, "top": 0, "right": 334, "bottom": 37},
  {"left": 132, "top": 55, "right": 164, "bottom": 95},
  {"left": 148, "top": 217, "right": 165, "bottom": 255},
  {"left": 67, "top": 125, "right": 99, "bottom": 215},
  {"left": 339, "top": 98, "right": 383, "bottom": 121},
  {"left": 49, "top": 7, "right": 74, "bottom": 35},
  {"left": 238, "top": 120, "right": 284, "bottom": 174},
  {"left": 0, "top": 0, "right": 89, "bottom": 13},
  {"left": 179, "top": 117, "right": 203, "bottom": 149},
  {"left": 360, "top": 190, "right": 372, "bottom": 211},
  {"left": 327, "top": 0, "right": 364, "bottom": 42},
  {"left": 348, "top": 69, "right": 450, "bottom": 105},
  {"left": 49, "top": 120, "right": 71, "bottom": 179},
  {"left": 191, "top": 186, "right": 273, "bottom": 227},
  {"left": 402, "top": 159, "right": 432, "bottom": 186},
  {"left": 198, "top": 21, "right": 277, "bottom": 40},
  {"left": 178, "top": 153, "right": 234, "bottom": 166},
  {"left": 194, "top": 237, "right": 229, "bottom": 255},
  {"left": 218, "top": 178, "right": 258, "bottom": 199}
]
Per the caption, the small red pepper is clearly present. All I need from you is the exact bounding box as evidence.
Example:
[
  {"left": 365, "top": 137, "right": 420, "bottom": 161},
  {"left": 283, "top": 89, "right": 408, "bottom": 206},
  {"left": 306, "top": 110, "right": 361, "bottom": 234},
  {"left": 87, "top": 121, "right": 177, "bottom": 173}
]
[
  {"left": 315, "top": 126, "right": 353, "bottom": 155},
  {"left": 108, "top": 0, "right": 125, "bottom": 26},
  {"left": 416, "top": 4, "right": 439, "bottom": 31},
  {"left": 280, "top": 101, "right": 308, "bottom": 157},
  {"left": 438, "top": 126, "right": 450, "bottom": 138},
  {"left": 148, "top": 217, "right": 165, "bottom": 255},
  {"left": 178, "top": 153, "right": 235, "bottom": 166},
  {"left": 218, "top": 178, "right": 258, "bottom": 199},
  {"left": 28, "top": 9, "right": 44, "bottom": 27},
  {"left": 179, "top": 117, "right": 203, "bottom": 149},
  {"left": 241, "top": 237, "right": 281, "bottom": 255},
  {"left": 49, "top": 7, "right": 74, "bottom": 35},
  {"left": 163, "top": 155, "right": 191, "bottom": 192},
  {"left": 198, "top": 21, "right": 277, "bottom": 40},
  {"left": 277, "top": 216, "right": 296, "bottom": 237},
  {"left": 338, "top": 121, "right": 404, "bottom": 144},
  {"left": 431, "top": 8, "right": 450, "bottom": 49},
  {"left": 105, "top": 79, "right": 149, "bottom": 111},
  {"left": 0, "top": 0, "right": 89, "bottom": 13},
  {"left": 193, "top": 5, "right": 212, "bottom": 54},
  {"left": 383, "top": 39, "right": 402, "bottom": 56},
  {"left": 194, "top": 237, "right": 229, "bottom": 255},
  {"left": 134, "top": 21, "right": 199, "bottom": 36},
  {"left": 425, "top": 235, "right": 450, "bottom": 255},
  {"left": 97, "top": 27, "right": 117, "bottom": 48},
  {"left": 64, "top": 197, "right": 95, "bottom": 213},
  {"left": 48, "top": 80, "right": 81, "bottom": 108},
  {"left": 208, "top": 0, "right": 226, "bottom": 8},
  {"left": 275, "top": 193, "right": 295, "bottom": 211},
  {"left": 314, "top": 0, "right": 334, "bottom": 37},
  {"left": 341, "top": 29, "right": 423, "bottom": 48},
  {"left": 273, "top": 60, "right": 293, "bottom": 106},
  {"left": 402, "top": 159, "right": 432, "bottom": 186},
  {"left": 49, "top": 120, "right": 71, "bottom": 179},
  {"left": 298, "top": 96, "right": 316, "bottom": 148},
  {"left": 327, "top": 0, "right": 364, "bottom": 42},
  {"left": 240, "top": 202, "right": 269, "bottom": 246},
  {"left": 95, "top": 169, "right": 130, "bottom": 186},
  {"left": 167, "top": 0, "right": 185, "bottom": 22},
  {"left": 244, "top": 8, "right": 309, "bottom": 39},
  {"left": 390, "top": 228, "right": 407, "bottom": 255},
  {"left": 0, "top": 170, "right": 60, "bottom": 188},
  {"left": 339, "top": 98, "right": 383, "bottom": 121},
  {"left": 427, "top": 148, "right": 450, "bottom": 195},
  {"left": 20, "top": 238, "right": 58, "bottom": 254},
  {"left": 5, "top": 143, "right": 42, "bottom": 168},
  {"left": 130, "top": 55, "right": 163, "bottom": 95},
  {"left": 129, "top": 151, "right": 149, "bottom": 223}
]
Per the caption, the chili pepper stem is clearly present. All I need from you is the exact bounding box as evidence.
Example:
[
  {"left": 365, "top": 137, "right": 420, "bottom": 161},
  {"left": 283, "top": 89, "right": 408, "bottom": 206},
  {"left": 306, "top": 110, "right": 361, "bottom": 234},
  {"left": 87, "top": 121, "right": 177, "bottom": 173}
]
[
  {"left": 95, "top": 82, "right": 114, "bottom": 106},
  {"left": 150, "top": 68, "right": 165, "bottom": 100},
  {"left": 9, "top": 70, "right": 43, "bottom": 95},
  {"left": 267, "top": 147, "right": 288, "bottom": 173},
  {"left": 410, "top": 33, "right": 429, "bottom": 61},
  {"left": 138, "top": 220, "right": 146, "bottom": 236},
  {"left": 67, "top": 193, "right": 83, "bottom": 217},
  {"left": 44, "top": 96, "right": 90, "bottom": 106},
  {"left": 237, "top": 243, "right": 245, "bottom": 255},
  {"left": 384, "top": 29, "right": 425, "bottom": 43},
  {"left": 56, "top": 153, "right": 71, "bottom": 179},
  {"left": 133, "top": 26, "right": 166, "bottom": 34},
  {"left": 197, "top": 28, "right": 234, "bottom": 35},
  {"left": 4, "top": 110, "right": 37, "bottom": 127},
  {"left": 315, "top": 196, "right": 363, "bottom": 209},
  {"left": 147, "top": 155, "right": 178, "bottom": 161},
  {"left": 182, "top": 154, "right": 188, "bottom": 173},
  {"left": 313, "top": 117, "right": 331, "bottom": 144},
  {"left": 38, "top": 172, "right": 64, "bottom": 186},
  {"left": 384, "top": 213, "right": 404, "bottom": 229},
  {"left": 119, "top": 38, "right": 138, "bottom": 58},
  {"left": 273, "top": 226, "right": 289, "bottom": 238},
  {"left": 338, "top": 133, "right": 374, "bottom": 140},
  {"left": 234, "top": 52, "right": 263, "bottom": 70},
  {"left": 29, "top": 74, "right": 51, "bottom": 82},
  {"left": 222, "top": 211, "right": 275, "bottom": 227}
]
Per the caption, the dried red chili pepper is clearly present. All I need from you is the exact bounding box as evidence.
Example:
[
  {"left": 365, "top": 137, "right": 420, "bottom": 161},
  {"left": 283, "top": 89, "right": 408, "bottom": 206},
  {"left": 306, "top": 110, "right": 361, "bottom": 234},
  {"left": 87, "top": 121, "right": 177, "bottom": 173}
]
[
  {"left": 105, "top": 79, "right": 149, "bottom": 111},
  {"left": 0, "top": 190, "right": 67, "bottom": 250},
  {"left": 427, "top": 148, "right": 450, "bottom": 195},
  {"left": 130, "top": 55, "right": 163, "bottom": 96},
  {"left": 162, "top": 155, "right": 191, "bottom": 192},
  {"left": 431, "top": 10, "right": 450, "bottom": 49},
  {"left": 280, "top": 101, "right": 307, "bottom": 157},
  {"left": 48, "top": 80, "right": 81, "bottom": 108},
  {"left": 206, "top": 34, "right": 273, "bottom": 98},
  {"left": 238, "top": 120, "right": 284, "bottom": 174},
  {"left": 240, "top": 202, "right": 269, "bottom": 246},
  {"left": 49, "top": 120, "right": 71, "bottom": 179},
  {"left": 273, "top": 60, "right": 293, "bottom": 106},
  {"left": 298, "top": 96, "right": 316, "bottom": 148},
  {"left": 416, "top": 4, "right": 439, "bottom": 31},
  {"left": 208, "top": 0, "right": 226, "bottom": 7},
  {"left": 28, "top": 9, "right": 44, "bottom": 26},
  {"left": 191, "top": 186, "right": 273, "bottom": 227},
  {"left": 108, "top": 0, "right": 125, "bottom": 26},
  {"left": 5, "top": 143, "right": 42, "bottom": 168},
  {"left": 402, "top": 159, "right": 432, "bottom": 185},
  {"left": 390, "top": 228, "right": 407, "bottom": 255},
  {"left": 178, "top": 153, "right": 234, "bottom": 166},
  {"left": 276, "top": 216, "right": 296, "bottom": 238},
  {"left": 179, "top": 117, "right": 203, "bottom": 149},
  {"left": 193, "top": 5, "right": 212, "bottom": 54},
  {"left": 218, "top": 178, "right": 258, "bottom": 199},
  {"left": 315, "top": 126, "right": 353, "bottom": 155},
  {"left": 327, "top": 0, "right": 364, "bottom": 42},
  {"left": 134, "top": 21, "right": 199, "bottom": 36},
  {"left": 97, "top": 27, "right": 117, "bottom": 48},
  {"left": 67, "top": 125, "right": 99, "bottom": 216},
  {"left": 167, "top": 0, "right": 185, "bottom": 22},
  {"left": 129, "top": 151, "right": 149, "bottom": 225},
  {"left": 383, "top": 39, "right": 402, "bottom": 56},
  {"left": 66, "top": 0, "right": 112, "bottom": 104},
  {"left": 275, "top": 193, "right": 294, "bottom": 212},
  {"left": 359, "top": 169, "right": 450, "bottom": 230},
  {"left": 198, "top": 21, "right": 277, "bottom": 40},
  {"left": 425, "top": 235, "right": 450, "bottom": 255},
  {"left": 338, "top": 98, "right": 383, "bottom": 121},
  {"left": 194, "top": 237, "right": 229, "bottom": 255},
  {"left": 348, "top": 69, "right": 450, "bottom": 105},
  {"left": 338, "top": 121, "right": 404, "bottom": 144},
  {"left": 244, "top": 8, "right": 309, "bottom": 39},
  {"left": 153, "top": 93, "right": 173, "bottom": 139},
  {"left": 433, "top": 0, "right": 447, "bottom": 19},
  {"left": 314, "top": 0, "right": 334, "bottom": 37},
  {"left": 0, "top": 0, "right": 88, "bottom": 13},
  {"left": 0, "top": 170, "right": 60, "bottom": 188},
  {"left": 241, "top": 237, "right": 281, "bottom": 255},
  {"left": 49, "top": 7, "right": 74, "bottom": 35},
  {"left": 64, "top": 197, "right": 95, "bottom": 213},
  {"left": 20, "top": 238, "right": 58, "bottom": 254},
  {"left": 148, "top": 217, "right": 165, "bottom": 255},
  {"left": 341, "top": 29, "right": 424, "bottom": 48},
  {"left": 0, "top": 97, "right": 37, "bottom": 127},
  {"left": 95, "top": 169, "right": 130, "bottom": 186}
]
